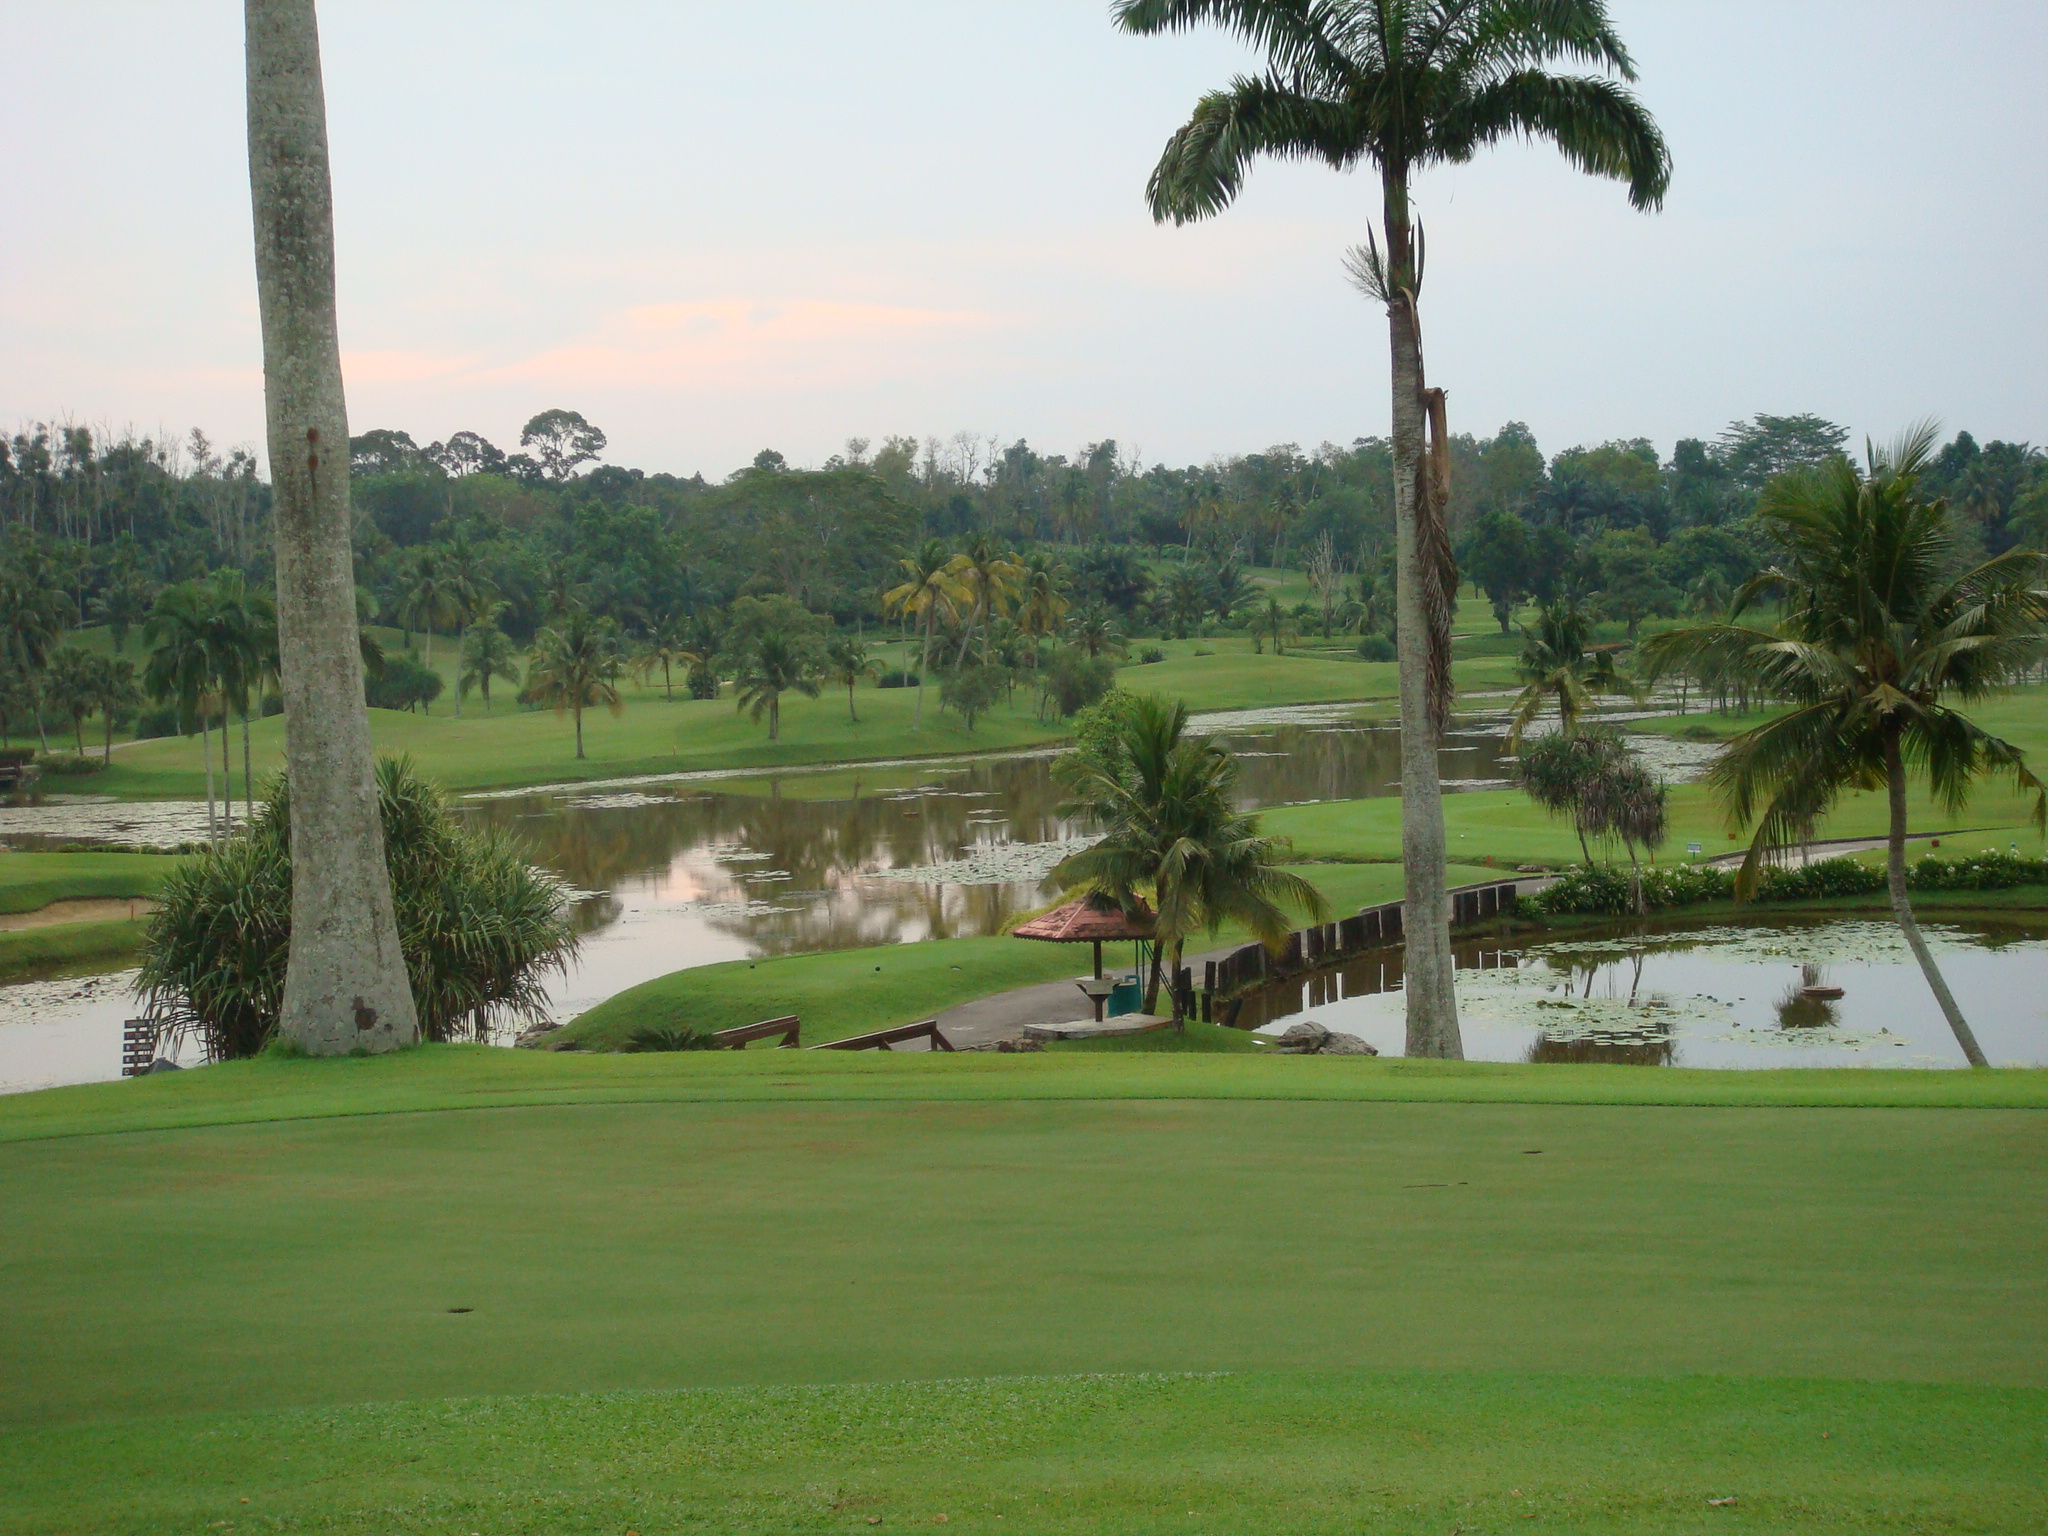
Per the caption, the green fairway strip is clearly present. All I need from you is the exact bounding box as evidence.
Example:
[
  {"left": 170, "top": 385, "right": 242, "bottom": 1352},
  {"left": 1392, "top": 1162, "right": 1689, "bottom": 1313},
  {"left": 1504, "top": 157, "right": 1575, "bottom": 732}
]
[
  {"left": 0, "top": 917, "right": 144, "bottom": 979},
  {"left": 2, "top": 1371, "right": 2041, "bottom": 1535},
  {"left": 5, "top": 1046, "right": 2048, "bottom": 1145},
  {"left": 5, "top": 1099, "right": 2042, "bottom": 1430}
]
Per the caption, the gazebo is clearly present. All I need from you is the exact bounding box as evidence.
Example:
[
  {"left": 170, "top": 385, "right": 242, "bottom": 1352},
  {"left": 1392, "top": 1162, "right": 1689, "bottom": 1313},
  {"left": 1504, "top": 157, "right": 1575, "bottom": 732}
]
[{"left": 1011, "top": 893, "right": 1154, "bottom": 977}]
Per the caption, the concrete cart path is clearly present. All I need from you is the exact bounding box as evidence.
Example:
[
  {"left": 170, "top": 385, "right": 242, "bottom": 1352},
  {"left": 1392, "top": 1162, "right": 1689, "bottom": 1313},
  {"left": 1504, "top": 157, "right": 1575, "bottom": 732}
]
[{"left": 934, "top": 943, "right": 1243, "bottom": 1050}]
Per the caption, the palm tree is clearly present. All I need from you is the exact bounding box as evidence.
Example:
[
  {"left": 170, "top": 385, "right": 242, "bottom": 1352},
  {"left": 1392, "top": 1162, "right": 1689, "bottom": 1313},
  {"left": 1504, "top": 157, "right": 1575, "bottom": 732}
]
[
  {"left": 1015, "top": 551, "right": 1072, "bottom": 662},
  {"left": 145, "top": 582, "right": 223, "bottom": 840},
  {"left": 526, "top": 609, "right": 623, "bottom": 759},
  {"left": 1250, "top": 594, "right": 1294, "bottom": 655},
  {"left": 245, "top": 3, "right": 423, "bottom": 1052},
  {"left": 85, "top": 653, "right": 143, "bottom": 764},
  {"left": 630, "top": 617, "right": 695, "bottom": 703},
  {"left": 459, "top": 604, "right": 521, "bottom": 713},
  {"left": 45, "top": 647, "right": 98, "bottom": 757},
  {"left": 1506, "top": 599, "right": 1636, "bottom": 748},
  {"left": 399, "top": 546, "right": 459, "bottom": 675},
  {"left": 440, "top": 534, "right": 494, "bottom": 717},
  {"left": 883, "top": 539, "right": 968, "bottom": 729},
  {"left": 203, "top": 569, "right": 276, "bottom": 825},
  {"left": 91, "top": 569, "right": 156, "bottom": 655},
  {"left": 0, "top": 547, "right": 70, "bottom": 753},
  {"left": 734, "top": 634, "right": 820, "bottom": 743},
  {"left": 823, "top": 635, "right": 875, "bottom": 722},
  {"left": 1116, "top": 0, "right": 1669, "bottom": 1059},
  {"left": 1055, "top": 695, "right": 1327, "bottom": 1021},
  {"left": 950, "top": 533, "right": 1025, "bottom": 666},
  {"left": 1066, "top": 604, "right": 1127, "bottom": 660},
  {"left": 1641, "top": 426, "right": 2048, "bottom": 1068}
]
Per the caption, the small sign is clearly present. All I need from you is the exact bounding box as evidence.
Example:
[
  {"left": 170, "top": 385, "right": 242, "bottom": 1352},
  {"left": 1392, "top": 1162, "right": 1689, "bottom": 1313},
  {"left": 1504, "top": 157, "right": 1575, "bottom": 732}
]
[{"left": 1686, "top": 842, "right": 1703, "bottom": 859}]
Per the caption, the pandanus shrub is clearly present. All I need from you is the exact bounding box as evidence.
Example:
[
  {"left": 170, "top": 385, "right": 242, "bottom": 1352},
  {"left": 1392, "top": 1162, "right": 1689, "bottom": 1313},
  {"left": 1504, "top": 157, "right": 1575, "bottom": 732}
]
[{"left": 140, "top": 757, "right": 577, "bottom": 1059}]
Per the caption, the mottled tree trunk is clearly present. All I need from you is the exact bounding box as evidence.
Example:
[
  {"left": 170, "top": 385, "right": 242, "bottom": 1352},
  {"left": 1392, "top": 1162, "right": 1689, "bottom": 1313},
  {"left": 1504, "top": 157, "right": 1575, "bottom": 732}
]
[
  {"left": 246, "top": 0, "right": 418, "bottom": 1053},
  {"left": 1382, "top": 170, "right": 1461, "bottom": 1060},
  {"left": 1884, "top": 729, "right": 1986, "bottom": 1067}
]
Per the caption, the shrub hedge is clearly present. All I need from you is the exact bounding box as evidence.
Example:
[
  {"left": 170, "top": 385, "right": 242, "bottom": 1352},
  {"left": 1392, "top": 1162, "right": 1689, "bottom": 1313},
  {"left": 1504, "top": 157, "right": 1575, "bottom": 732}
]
[{"left": 1531, "top": 850, "right": 2048, "bottom": 917}]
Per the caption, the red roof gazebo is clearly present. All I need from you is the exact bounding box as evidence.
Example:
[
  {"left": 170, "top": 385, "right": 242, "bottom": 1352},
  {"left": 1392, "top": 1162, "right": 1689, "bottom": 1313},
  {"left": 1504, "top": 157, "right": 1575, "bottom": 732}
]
[{"left": 1011, "top": 893, "right": 1155, "bottom": 979}]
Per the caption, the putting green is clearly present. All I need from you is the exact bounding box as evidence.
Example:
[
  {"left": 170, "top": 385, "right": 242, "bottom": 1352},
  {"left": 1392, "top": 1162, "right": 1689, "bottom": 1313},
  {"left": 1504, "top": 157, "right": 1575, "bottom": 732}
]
[{"left": 7, "top": 1096, "right": 2042, "bottom": 1432}]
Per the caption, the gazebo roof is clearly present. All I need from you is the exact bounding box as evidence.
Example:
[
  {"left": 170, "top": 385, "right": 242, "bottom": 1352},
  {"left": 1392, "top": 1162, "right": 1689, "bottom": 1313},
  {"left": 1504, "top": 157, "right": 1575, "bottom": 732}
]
[{"left": 1011, "top": 894, "right": 1155, "bottom": 944}]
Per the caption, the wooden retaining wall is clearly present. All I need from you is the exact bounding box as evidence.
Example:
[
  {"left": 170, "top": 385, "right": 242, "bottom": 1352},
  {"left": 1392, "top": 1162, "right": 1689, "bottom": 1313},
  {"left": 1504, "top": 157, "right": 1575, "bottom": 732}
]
[{"left": 1204, "top": 878, "right": 1525, "bottom": 1002}]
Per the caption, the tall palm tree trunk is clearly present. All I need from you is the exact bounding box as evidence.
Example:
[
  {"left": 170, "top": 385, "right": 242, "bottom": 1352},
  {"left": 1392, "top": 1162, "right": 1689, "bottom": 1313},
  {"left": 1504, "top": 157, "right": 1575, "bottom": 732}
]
[
  {"left": 242, "top": 710, "right": 254, "bottom": 822},
  {"left": 220, "top": 709, "right": 235, "bottom": 827},
  {"left": 199, "top": 711, "right": 218, "bottom": 842},
  {"left": 1884, "top": 728, "right": 1987, "bottom": 1067},
  {"left": 914, "top": 606, "right": 932, "bottom": 729},
  {"left": 246, "top": 0, "right": 418, "bottom": 1052},
  {"left": 1383, "top": 174, "right": 1461, "bottom": 1060},
  {"left": 573, "top": 701, "right": 585, "bottom": 757}
]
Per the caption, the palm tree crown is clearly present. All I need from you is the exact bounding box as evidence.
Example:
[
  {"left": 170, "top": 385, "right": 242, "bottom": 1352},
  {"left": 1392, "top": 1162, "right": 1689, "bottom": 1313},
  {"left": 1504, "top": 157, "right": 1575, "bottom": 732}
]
[
  {"left": 1507, "top": 598, "right": 1635, "bottom": 747},
  {"left": 1054, "top": 695, "right": 1326, "bottom": 1019},
  {"left": 735, "top": 634, "right": 820, "bottom": 742},
  {"left": 1642, "top": 425, "right": 2047, "bottom": 1066},
  {"left": 526, "top": 610, "right": 623, "bottom": 759},
  {"left": 1117, "top": 0, "right": 1669, "bottom": 224}
]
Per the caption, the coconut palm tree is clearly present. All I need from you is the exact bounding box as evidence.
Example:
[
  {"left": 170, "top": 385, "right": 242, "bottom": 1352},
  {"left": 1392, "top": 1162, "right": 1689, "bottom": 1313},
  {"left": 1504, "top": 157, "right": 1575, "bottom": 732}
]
[
  {"left": 526, "top": 609, "right": 622, "bottom": 759},
  {"left": 1115, "top": 0, "right": 1669, "bottom": 1058},
  {"left": 735, "top": 634, "right": 820, "bottom": 743},
  {"left": 440, "top": 534, "right": 494, "bottom": 717},
  {"left": 1066, "top": 604, "right": 1127, "bottom": 660},
  {"left": 398, "top": 546, "right": 459, "bottom": 675},
  {"left": 85, "top": 653, "right": 143, "bottom": 764},
  {"left": 823, "top": 635, "right": 875, "bottom": 723},
  {"left": 1641, "top": 425, "right": 2048, "bottom": 1068},
  {"left": 1506, "top": 598, "right": 1637, "bottom": 748},
  {"left": 144, "top": 583, "right": 224, "bottom": 839},
  {"left": 1015, "top": 551, "right": 1072, "bottom": 660},
  {"left": 630, "top": 617, "right": 694, "bottom": 703},
  {"left": 883, "top": 539, "right": 969, "bottom": 729},
  {"left": 947, "top": 533, "right": 1025, "bottom": 667},
  {"left": 245, "top": 0, "right": 419, "bottom": 1051},
  {"left": 1054, "top": 695, "right": 1326, "bottom": 1020},
  {"left": 458, "top": 604, "right": 521, "bottom": 713}
]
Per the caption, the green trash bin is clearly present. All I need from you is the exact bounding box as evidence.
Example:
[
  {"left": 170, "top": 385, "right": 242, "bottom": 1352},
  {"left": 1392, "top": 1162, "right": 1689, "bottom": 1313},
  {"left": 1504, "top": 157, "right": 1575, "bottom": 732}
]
[{"left": 1106, "top": 976, "right": 1143, "bottom": 1017}]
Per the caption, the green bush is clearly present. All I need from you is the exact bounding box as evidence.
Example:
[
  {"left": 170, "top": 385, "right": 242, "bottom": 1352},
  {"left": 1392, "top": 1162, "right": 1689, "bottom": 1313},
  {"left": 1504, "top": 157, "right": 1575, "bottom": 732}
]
[
  {"left": 1356, "top": 634, "right": 1395, "bottom": 662},
  {"left": 1908, "top": 850, "right": 2048, "bottom": 891},
  {"left": 1756, "top": 858, "right": 1887, "bottom": 901},
  {"left": 133, "top": 705, "right": 183, "bottom": 740},
  {"left": 34, "top": 753, "right": 105, "bottom": 777},
  {"left": 1138, "top": 646, "right": 1166, "bottom": 664},
  {"left": 139, "top": 757, "right": 578, "bottom": 1059},
  {"left": 625, "top": 1024, "right": 720, "bottom": 1052},
  {"left": 875, "top": 669, "right": 921, "bottom": 689}
]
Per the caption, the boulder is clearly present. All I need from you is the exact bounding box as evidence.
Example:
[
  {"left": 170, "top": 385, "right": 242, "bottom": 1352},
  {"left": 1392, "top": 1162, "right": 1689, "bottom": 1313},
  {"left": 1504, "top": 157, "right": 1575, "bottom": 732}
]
[
  {"left": 1319, "top": 1032, "right": 1379, "bottom": 1056},
  {"left": 514, "top": 1022, "right": 563, "bottom": 1050},
  {"left": 1273, "top": 1021, "right": 1333, "bottom": 1054},
  {"left": 145, "top": 1058, "right": 183, "bottom": 1073}
]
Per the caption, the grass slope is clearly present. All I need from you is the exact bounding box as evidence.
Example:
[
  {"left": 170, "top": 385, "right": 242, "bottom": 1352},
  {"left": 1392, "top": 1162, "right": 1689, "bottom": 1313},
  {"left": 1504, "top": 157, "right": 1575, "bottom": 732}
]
[
  {"left": 4, "top": 1093, "right": 2043, "bottom": 1431},
  {"left": 0, "top": 918, "right": 145, "bottom": 980},
  {"left": 3, "top": 1370, "right": 2040, "bottom": 1535},
  {"left": 0, "top": 851, "right": 182, "bottom": 914}
]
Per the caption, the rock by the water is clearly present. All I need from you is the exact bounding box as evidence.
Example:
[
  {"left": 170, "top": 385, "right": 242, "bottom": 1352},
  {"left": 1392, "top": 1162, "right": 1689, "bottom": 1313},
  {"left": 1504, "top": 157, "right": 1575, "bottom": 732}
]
[
  {"left": 145, "top": 1058, "right": 182, "bottom": 1073},
  {"left": 514, "top": 1022, "right": 563, "bottom": 1050},
  {"left": 1274, "top": 1021, "right": 1333, "bottom": 1054},
  {"left": 1272, "top": 1021, "right": 1377, "bottom": 1056}
]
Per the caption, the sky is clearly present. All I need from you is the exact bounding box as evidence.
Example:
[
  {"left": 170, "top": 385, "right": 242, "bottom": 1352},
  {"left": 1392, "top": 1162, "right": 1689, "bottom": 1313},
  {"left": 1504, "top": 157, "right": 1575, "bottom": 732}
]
[{"left": 3, "top": 1, "right": 2045, "bottom": 481}]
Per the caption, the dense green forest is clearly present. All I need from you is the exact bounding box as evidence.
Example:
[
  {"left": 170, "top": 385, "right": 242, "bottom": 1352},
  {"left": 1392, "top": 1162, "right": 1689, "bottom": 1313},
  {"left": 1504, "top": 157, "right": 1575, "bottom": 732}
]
[{"left": 3, "top": 405, "right": 2043, "bottom": 748}]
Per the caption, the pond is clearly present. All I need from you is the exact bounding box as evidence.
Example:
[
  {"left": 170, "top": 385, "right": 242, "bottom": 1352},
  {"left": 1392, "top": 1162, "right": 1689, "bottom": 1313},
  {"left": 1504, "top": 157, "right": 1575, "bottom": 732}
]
[
  {"left": 1234, "top": 914, "right": 2048, "bottom": 1069},
  {"left": 0, "top": 703, "right": 1731, "bottom": 1092}
]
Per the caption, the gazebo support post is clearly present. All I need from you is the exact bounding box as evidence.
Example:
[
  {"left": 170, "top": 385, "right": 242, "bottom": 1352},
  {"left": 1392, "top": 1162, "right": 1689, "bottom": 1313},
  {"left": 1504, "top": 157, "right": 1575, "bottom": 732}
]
[{"left": 1092, "top": 939, "right": 1103, "bottom": 979}]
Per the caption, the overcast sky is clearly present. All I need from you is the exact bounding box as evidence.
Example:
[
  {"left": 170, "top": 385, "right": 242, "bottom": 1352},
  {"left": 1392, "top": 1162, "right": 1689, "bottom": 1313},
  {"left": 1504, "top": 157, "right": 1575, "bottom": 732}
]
[{"left": 3, "top": 1, "right": 2044, "bottom": 480}]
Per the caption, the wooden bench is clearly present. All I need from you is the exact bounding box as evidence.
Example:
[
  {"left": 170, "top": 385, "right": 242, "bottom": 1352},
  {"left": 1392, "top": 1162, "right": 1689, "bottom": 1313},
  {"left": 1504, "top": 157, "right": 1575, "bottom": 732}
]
[
  {"left": 709, "top": 1015, "right": 802, "bottom": 1049},
  {"left": 812, "top": 1018, "right": 955, "bottom": 1052}
]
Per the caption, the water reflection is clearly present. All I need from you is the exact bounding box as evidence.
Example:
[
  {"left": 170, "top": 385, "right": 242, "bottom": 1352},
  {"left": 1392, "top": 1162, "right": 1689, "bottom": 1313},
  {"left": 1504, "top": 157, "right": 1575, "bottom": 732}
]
[
  {"left": 456, "top": 723, "right": 1515, "bottom": 1022},
  {"left": 1240, "top": 915, "right": 2048, "bottom": 1069}
]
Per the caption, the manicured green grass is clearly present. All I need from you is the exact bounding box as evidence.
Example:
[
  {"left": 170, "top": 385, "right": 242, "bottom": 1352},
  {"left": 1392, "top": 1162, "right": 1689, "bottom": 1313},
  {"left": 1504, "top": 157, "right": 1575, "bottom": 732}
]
[
  {"left": 5, "top": 1091, "right": 2044, "bottom": 1427},
  {"left": 1047, "top": 1018, "right": 1268, "bottom": 1052},
  {"left": 0, "top": 918, "right": 146, "bottom": 980},
  {"left": 8, "top": 1042, "right": 2045, "bottom": 1148},
  {"left": 3, "top": 1369, "right": 2040, "bottom": 1535},
  {"left": 0, "top": 851, "right": 182, "bottom": 914},
  {"left": 1267, "top": 777, "right": 2046, "bottom": 870}
]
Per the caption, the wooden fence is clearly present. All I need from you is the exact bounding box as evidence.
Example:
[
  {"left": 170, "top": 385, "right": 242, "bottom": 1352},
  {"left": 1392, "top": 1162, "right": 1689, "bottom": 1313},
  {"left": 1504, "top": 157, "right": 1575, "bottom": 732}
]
[{"left": 1205, "top": 879, "right": 1524, "bottom": 1003}]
